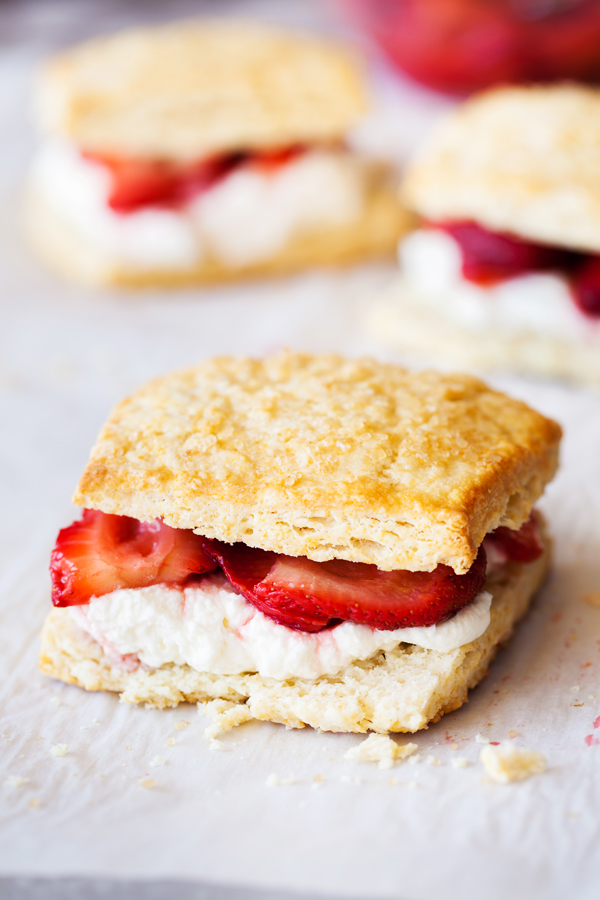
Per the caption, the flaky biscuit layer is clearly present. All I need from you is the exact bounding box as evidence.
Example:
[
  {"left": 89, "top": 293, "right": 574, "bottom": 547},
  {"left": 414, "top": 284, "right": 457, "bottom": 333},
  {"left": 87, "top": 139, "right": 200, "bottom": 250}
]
[
  {"left": 370, "top": 292, "right": 600, "bottom": 388},
  {"left": 23, "top": 163, "right": 408, "bottom": 288},
  {"left": 403, "top": 85, "right": 600, "bottom": 252},
  {"left": 39, "top": 536, "right": 549, "bottom": 732},
  {"left": 36, "top": 20, "right": 367, "bottom": 159},
  {"left": 73, "top": 352, "right": 560, "bottom": 574}
]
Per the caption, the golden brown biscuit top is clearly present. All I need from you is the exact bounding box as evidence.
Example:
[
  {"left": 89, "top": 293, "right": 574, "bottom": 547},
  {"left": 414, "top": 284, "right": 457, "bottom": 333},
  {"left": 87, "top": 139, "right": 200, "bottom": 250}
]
[
  {"left": 403, "top": 85, "right": 600, "bottom": 252},
  {"left": 36, "top": 20, "right": 367, "bottom": 159},
  {"left": 74, "top": 353, "right": 560, "bottom": 574}
]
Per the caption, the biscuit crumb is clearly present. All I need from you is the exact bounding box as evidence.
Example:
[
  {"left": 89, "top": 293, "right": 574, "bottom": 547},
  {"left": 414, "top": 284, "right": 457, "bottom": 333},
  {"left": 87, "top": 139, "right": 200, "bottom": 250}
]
[
  {"left": 313, "top": 774, "right": 323, "bottom": 782},
  {"left": 266, "top": 773, "right": 295, "bottom": 787},
  {"left": 449, "top": 743, "right": 459, "bottom": 751},
  {"left": 480, "top": 742, "right": 546, "bottom": 784},
  {"left": 6, "top": 776, "right": 29, "bottom": 787},
  {"left": 139, "top": 777, "right": 157, "bottom": 789},
  {"left": 407, "top": 753, "right": 421, "bottom": 765},
  {"left": 28, "top": 797, "right": 40, "bottom": 808},
  {"left": 582, "top": 591, "right": 600, "bottom": 608},
  {"left": 426, "top": 755, "right": 441, "bottom": 766},
  {"left": 508, "top": 730, "right": 518, "bottom": 739},
  {"left": 50, "top": 744, "right": 68, "bottom": 758},
  {"left": 175, "top": 720, "right": 190, "bottom": 731},
  {"left": 166, "top": 738, "right": 176, "bottom": 747},
  {"left": 475, "top": 733, "right": 490, "bottom": 744},
  {"left": 571, "top": 686, "right": 581, "bottom": 692},
  {"left": 199, "top": 699, "right": 254, "bottom": 740},
  {"left": 389, "top": 776, "right": 398, "bottom": 786},
  {"left": 344, "top": 734, "right": 418, "bottom": 769},
  {"left": 451, "top": 757, "right": 470, "bottom": 769},
  {"left": 149, "top": 756, "right": 165, "bottom": 768}
]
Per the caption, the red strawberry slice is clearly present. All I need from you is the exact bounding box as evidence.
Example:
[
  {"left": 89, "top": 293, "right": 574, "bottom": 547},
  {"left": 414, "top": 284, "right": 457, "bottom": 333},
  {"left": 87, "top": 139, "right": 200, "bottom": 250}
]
[
  {"left": 484, "top": 511, "right": 543, "bottom": 564},
  {"left": 50, "top": 510, "right": 217, "bottom": 606},
  {"left": 201, "top": 539, "right": 487, "bottom": 633},
  {"left": 437, "top": 221, "right": 581, "bottom": 285},
  {"left": 571, "top": 255, "right": 600, "bottom": 318},
  {"left": 83, "top": 146, "right": 305, "bottom": 214}
]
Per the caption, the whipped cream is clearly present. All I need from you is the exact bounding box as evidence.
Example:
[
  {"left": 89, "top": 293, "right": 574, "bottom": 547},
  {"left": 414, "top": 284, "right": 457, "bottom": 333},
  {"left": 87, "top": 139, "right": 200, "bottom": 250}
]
[
  {"left": 399, "top": 229, "right": 599, "bottom": 340},
  {"left": 70, "top": 574, "right": 492, "bottom": 681},
  {"left": 30, "top": 141, "right": 364, "bottom": 269}
]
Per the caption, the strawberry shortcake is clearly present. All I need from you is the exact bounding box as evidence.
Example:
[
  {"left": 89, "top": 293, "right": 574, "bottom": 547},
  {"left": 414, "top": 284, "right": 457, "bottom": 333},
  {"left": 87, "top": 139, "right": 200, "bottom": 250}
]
[
  {"left": 25, "top": 20, "right": 408, "bottom": 288},
  {"left": 40, "top": 353, "right": 560, "bottom": 733},
  {"left": 370, "top": 85, "right": 600, "bottom": 386}
]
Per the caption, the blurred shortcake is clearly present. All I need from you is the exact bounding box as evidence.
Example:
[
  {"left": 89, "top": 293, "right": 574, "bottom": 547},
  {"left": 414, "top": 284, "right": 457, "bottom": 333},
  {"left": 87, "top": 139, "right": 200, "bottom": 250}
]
[
  {"left": 371, "top": 85, "right": 600, "bottom": 386},
  {"left": 25, "top": 20, "right": 409, "bottom": 288}
]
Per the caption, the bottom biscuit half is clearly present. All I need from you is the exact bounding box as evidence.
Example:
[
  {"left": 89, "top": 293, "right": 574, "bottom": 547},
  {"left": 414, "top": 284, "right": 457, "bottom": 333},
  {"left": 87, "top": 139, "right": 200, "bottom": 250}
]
[
  {"left": 39, "top": 541, "right": 549, "bottom": 733},
  {"left": 369, "top": 293, "right": 600, "bottom": 389}
]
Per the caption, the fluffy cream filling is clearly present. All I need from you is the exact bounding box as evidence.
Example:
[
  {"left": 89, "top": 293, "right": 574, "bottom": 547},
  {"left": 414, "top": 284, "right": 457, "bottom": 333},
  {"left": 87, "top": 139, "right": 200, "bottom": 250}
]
[
  {"left": 69, "top": 573, "right": 492, "bottom": 681},
  {"left": 29, "top": 141, "right": 365, "bottom": 270},
  {"left": 398, "top": 229, "right": 600, "bottom": 340}
]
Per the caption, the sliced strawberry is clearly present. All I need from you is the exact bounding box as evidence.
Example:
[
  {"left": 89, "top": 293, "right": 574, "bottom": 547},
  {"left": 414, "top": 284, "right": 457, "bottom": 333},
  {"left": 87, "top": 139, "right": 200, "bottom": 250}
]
[
  {"left": 436, "top": 221, "right": 581, "bottom": 285},
  {"left": 83, "top": 146, "right": 305, "bottom": 214},
  {"left": 50, "top": 510, "right": 217, "bottom": 606},
  {"left": 484, "top": 511, "right": 543, "bottom": 564},
  {"left": 201, "top": 538, "right": 487, "bottom": 633},
  {"left": 250, "top": 145, "right": 306, "bottom": 174},
  {"left": 571, "top": 255, "right": 600, "bottom": 318}
]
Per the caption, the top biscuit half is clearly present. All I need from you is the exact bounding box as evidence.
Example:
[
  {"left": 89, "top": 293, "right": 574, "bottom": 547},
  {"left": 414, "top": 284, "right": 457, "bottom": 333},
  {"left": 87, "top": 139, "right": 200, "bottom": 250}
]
[
  {"left": 36, "top": 19, "right": 368, "bottom": 160},
  {"left": 403, "top": 84, "right": 600, "bottom": 253},
  {"left": 73, "top": 353, "right": 561, "bottom": 575}
]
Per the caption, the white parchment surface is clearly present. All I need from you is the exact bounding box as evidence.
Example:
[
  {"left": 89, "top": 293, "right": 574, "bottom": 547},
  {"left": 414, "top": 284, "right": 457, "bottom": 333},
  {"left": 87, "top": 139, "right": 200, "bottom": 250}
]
[{"left": 1, "top": 4, "right": 599, "bottom": 899}]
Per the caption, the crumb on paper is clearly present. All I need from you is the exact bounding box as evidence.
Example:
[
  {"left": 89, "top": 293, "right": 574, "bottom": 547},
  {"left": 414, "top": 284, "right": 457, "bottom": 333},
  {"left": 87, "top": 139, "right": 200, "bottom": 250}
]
[
  {"left": 50, "top": 744, "right": 68, "bottom": 758},
  {"left": 582, "top": 591, "right": 600, "bottom": 608},
  {"left": 139, "top": 777, "right": 156, "bottom": 789},
  {"left": 480, "top": 742, "right": 546, "bottom": 784},
  {"left": 407, "top": 753, "right": 421, "bottom": 765},
  {"left": 175, "top": 720, "right": 191, "bottom": 731},
  {"left": 266, "top": 773, "right": 295, "bottom": 787},
  {"left": 449, "top": 743, "right": 458, "bottom": 751},
  {"left": 313, "top": 774, "right": 323, "bottom": 783},
  {"left": 198, "top": 699, "right": 254, "bottom": 741},
  {"left": 451, "top": 758, "right": 470, "bottom": 769},
  {"left": 344, "top": 734, "right": 418, "bottom": 769},
  {"left": 166, "top": 737, "right": 176, "bottom": 747},
  {"left": 208, "top": 739, "right": 225, "bottom": 751},
  {"left": 475, "top": 733, "right": 490, "bottom": 744},
  {"left": 508, "top": 730, "right": 518, "bottom": 739},
  {"left": 426, "top": 755, "right": 441, "bottom": 767},
  {"left": 149, "top": 756, "right": 165, "bottom": 768},
  {"left": 389, "top": 776, "right": 398, "bottom": 786},
  {"left": 571, "top": 686, "right": 581, "bottom": 692},
  {"left": 28, "top": 797, "right": 40, "bottom": 808},
  {"left": 6, "top": 776, "right": 29, "bottom": 787}
]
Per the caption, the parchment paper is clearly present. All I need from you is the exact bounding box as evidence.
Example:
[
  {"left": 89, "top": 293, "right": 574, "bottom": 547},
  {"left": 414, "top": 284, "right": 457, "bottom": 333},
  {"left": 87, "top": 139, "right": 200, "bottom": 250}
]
[{"left": 1, "top": 3, "right": 599, "bottom": 899}]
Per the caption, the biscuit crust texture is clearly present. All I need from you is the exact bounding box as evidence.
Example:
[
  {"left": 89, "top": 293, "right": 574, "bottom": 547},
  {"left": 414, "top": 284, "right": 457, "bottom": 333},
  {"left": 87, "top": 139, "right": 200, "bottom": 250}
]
[
  {"left": 36, "top": 20, "right": 367, "bottom": 159},
  {"left": 370, "top": 292, "right": 600, "bottom": 388},
  {"left": 23, "top": 165, "right": 408, "bottom": 288},
  {"left": 39, "top": 538, "right": 549, "bottom": 733},
  {"left": 73, "top": 352, "right": 560, "bottom": 574},
  {"left": 403, "top": 85, "right": 600, "bottom": 252}
]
